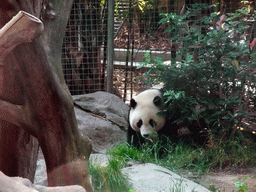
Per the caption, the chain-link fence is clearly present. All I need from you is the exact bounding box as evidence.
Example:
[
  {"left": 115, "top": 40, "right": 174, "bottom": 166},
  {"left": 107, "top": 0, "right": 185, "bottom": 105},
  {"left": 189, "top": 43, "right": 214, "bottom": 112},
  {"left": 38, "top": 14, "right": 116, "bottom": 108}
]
[
  {"left": 113, "top": 0, "right": 173, "bottom": 102},
  {"left": 61, "top": 0, "right": 253, "bottom": 101},
  {"left": 62, "top": 0, "right": 105, "bottom": 95}
]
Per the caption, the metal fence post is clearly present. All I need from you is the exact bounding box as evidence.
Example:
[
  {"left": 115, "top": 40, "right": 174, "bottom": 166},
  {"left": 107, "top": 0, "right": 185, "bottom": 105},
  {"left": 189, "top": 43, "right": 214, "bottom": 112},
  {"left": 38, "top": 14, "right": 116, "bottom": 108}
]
[{"left": 107, "top": 0, "right": 114, "bottom": 93}]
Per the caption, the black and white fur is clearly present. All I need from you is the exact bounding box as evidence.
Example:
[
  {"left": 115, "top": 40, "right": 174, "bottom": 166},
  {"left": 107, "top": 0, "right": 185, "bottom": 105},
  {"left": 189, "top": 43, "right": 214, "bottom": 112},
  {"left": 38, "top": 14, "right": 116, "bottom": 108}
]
[{"left": 127, "top": 89, "right": 178, "bottom": 148}]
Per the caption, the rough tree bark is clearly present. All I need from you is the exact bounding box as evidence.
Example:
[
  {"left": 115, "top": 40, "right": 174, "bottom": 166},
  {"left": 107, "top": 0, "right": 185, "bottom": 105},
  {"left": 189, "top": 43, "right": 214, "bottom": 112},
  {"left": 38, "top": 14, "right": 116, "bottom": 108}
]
[
  {"left": 0, "top": 8, "right": 42, "bottom": 183},
  {"left": 0, "top": 1, "right": 93, "bottom": 191}
]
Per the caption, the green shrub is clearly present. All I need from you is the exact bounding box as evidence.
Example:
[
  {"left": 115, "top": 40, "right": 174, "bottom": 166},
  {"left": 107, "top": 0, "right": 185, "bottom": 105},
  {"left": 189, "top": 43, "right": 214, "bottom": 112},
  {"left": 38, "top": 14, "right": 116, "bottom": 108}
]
[{"left": 139, "top": 3, "right": 256, "bottom": 142}]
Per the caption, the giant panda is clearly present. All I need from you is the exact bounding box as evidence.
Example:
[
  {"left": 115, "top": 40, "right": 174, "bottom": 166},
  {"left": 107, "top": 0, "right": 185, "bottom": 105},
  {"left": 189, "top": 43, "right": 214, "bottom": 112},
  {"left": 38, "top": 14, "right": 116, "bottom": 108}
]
[{"left": 127, "top": 89, "right": 179, "bottom": 148}]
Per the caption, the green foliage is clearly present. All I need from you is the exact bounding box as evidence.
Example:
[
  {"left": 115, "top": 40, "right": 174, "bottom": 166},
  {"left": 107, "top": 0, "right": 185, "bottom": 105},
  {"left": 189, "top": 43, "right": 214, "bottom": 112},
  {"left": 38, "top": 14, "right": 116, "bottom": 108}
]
[
  {"left": 115, "top": 0, "right": 160, "bottom": 33},
  {"left": 108, "top": 141, "right": 210, "bottom": 173},
  {"left": 107, "top": 138, "right": 256, "bottom": 190},
  {"left": 208, "top": 184, "right": 222, "bottom": 192},
  {"left": 139, "top": 3, "right": 256, "bottom": 141},
  {"left": 90, "top": 140, "right": 255, "bottom": 191},
  {"left": 233, "top": 176, "right": 250, "bottom": 192},
  {"left": 108, "top": 144, "right": 142, "bottom": 162},
  {"left": 118, "top": 130, "right": 255, "bottom": 171},
  {"left": 109, "top": 133, "right": 254, "bottom": 173},
  {"left": 169, "top": 177, "right": 186, "bottom": 192},
  {"left": 89, "top": 156, "right": 131, "bottom": 192},
  {"left": 206, "top": 136, "right": 256, "bottom": 169}
]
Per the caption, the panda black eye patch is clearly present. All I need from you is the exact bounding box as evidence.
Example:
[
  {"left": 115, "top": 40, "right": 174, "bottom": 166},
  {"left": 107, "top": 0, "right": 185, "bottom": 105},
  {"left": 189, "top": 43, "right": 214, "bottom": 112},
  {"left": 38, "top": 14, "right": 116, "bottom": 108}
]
[
  {"left": 149, "top": 119, "right": 157, "bottom": 127},
  {"left": 137, "top": 119, "right": 142, "bottom": 128}
]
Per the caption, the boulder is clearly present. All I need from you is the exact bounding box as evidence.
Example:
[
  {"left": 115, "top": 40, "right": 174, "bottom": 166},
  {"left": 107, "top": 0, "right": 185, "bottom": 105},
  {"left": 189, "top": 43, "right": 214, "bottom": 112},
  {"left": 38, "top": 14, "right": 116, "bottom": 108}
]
[
  {"left": 73, "top": 91, "right": 129, "bottom": 153},
  {"left": 0, "top": 171, "right": 86, "bottom": 192},
  {"left": 122, "top": 163, "right": 211, "bottom": 192}
]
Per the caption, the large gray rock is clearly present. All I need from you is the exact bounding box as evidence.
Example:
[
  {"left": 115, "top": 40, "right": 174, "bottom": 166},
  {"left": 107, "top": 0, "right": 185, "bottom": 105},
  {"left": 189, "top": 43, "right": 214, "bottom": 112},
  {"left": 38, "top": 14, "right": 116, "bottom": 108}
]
[
  {"left": 122, "top": 163, "right": 211, "bottom": 192},
  {"left": 73, "top": 91, "right": 129, "bottom": 153},
  {"left": 73, "top": 91, "right": 128, "bottom": 128},
  {"left": 0, "top": 171, "right": 86, "bottom": 192}
]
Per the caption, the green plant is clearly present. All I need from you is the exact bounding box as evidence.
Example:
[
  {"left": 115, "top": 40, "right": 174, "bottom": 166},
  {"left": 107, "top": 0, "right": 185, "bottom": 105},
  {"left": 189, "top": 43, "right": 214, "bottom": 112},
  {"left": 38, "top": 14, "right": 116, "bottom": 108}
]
[
  {"left": 107, "top": 144, "right": 142, "bottom": 163},
  {"left": 89, "top": 156, "right": 131, "bottom": 192},
  {"left": 233, "top": 176, "right": 250, "bottom": 192},
  {"left": 206, "top": 136, "right": 256, "bottom": 169},
  {"left": 115, "top": 0, "right": 160, "bottom": 34},
  {"left": 108, "top": 140, "right": 208, "bottom": 173},
  {"left": 169, "top": 177, "right": 185, "bottom": 192},
  {"left": 105, "top": 140, "right": 255, "bottom": 192},
  {"left": 208, "top": 184, "right": 222, "bottom": 192},
  {"left": 109, "top": 130, "right": 256, "bottom": 174},
  {"left": 139, "top": 3, "right": 256, "bottom": 142}
]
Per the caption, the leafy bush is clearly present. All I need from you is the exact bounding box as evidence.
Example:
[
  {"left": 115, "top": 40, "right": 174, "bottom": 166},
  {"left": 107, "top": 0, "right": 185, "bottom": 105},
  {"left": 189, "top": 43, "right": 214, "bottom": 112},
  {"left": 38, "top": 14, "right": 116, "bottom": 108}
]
[{"left": 139, "top": 3, "right": 256, "bottom": 142}]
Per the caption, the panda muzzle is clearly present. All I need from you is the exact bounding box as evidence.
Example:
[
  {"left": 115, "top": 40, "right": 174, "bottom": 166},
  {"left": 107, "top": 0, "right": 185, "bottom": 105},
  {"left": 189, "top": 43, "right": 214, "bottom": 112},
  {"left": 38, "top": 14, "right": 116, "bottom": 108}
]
[{"left": 142, "top": 132, "right": 158, "bottom": 142}]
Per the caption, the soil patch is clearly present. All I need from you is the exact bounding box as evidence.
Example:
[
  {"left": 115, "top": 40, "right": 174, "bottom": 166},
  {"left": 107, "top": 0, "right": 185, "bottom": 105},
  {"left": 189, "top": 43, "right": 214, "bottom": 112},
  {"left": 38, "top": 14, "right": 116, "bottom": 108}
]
[{"left": 197, "top": 167, "right": 256, "bottom": 192}]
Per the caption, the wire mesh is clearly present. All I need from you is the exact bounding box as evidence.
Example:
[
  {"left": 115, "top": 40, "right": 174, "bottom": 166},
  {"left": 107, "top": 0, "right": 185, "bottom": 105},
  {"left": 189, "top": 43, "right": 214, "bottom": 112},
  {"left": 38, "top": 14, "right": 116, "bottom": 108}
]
[
  {"left": 62, "top": 0, "right": 106, "bottom": 95},
  {"left": 61, "top": 0, "right": 254, "bottom": 101},
  {"left": 114, "top": 0, "right": 174, "bottom": 102}
]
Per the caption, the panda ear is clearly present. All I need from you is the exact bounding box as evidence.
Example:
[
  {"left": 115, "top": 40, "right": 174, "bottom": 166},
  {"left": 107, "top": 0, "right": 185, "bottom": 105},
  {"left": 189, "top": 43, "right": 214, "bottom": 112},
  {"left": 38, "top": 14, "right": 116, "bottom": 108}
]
[
  {"left": 153, "top": 96, "right": 162, "bottom": 107},
  {"left": 130, "top": 98, "right": 137, "bottom": 108}
]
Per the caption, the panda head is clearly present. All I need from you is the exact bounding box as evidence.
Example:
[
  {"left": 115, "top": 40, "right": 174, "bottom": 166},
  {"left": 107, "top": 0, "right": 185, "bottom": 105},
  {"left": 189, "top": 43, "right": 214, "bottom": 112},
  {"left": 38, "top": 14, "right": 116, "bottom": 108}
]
[{"left": 129, "top": 89, "right": 166, "bottom": 140}]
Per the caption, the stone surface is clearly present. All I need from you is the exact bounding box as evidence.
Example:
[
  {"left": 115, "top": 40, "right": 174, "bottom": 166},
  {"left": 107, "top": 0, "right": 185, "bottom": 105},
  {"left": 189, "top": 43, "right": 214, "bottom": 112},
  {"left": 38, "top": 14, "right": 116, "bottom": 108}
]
[
  {"left": 73, "top": 91, "right": 128, "bottom": 128},
  {"left": 122, "top": 163, "right": 211, "bottom": 192},
  {"left": 73, "top": 91, "right": 129, "bottom": 153},
  {"left": 34, "top": 148, "right": 47, "bottom": 186}
]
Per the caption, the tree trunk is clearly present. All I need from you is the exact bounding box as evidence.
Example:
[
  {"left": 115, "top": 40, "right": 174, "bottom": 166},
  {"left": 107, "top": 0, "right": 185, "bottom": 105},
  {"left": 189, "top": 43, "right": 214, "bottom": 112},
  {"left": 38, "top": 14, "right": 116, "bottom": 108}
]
[
  {"left": 0, "top": 1, "right": 93, "bottom": 191},
  {"left": 0, "top": 120, "right": 38, "bottom": 182},
  {"left": 0, "top": 8, "right": 44, "bottom": 183}
]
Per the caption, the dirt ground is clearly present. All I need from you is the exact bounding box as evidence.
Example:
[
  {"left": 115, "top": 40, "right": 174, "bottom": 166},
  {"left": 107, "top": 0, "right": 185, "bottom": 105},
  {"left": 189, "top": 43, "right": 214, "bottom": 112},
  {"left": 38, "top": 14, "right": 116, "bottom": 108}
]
[{"left": 197, "top": 167, "right": 256, "bottom": 192}]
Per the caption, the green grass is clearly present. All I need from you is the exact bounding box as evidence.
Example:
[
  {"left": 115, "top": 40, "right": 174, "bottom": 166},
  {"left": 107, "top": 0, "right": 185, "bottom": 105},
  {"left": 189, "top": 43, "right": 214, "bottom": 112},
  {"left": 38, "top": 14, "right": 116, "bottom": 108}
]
[
  {"left": 206, "top": 137, "right": 256, "bottom": 169},
  {"left": 108, "top": 135, "right": 256, "bottom": 174},
  {"left": 107, "top": 141, "right": 210, "bottom": 174},
  {"left": 90, "top": 135, "right": 256, "bottom": 191},
  {"left": 89, "top": 156, "right": 131, "bottom": 192}
]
